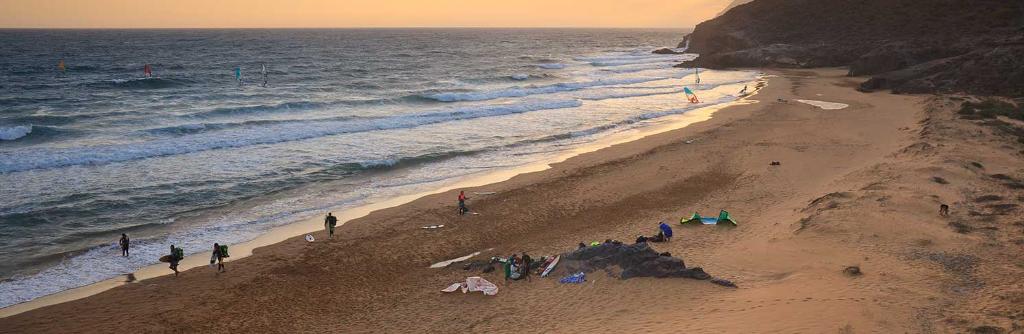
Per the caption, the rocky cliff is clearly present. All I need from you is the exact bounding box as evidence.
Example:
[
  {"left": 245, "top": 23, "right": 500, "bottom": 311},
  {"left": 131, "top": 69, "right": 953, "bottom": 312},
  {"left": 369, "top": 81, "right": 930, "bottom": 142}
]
[{"left": 679, "top": 0, "right": 1024, "bottom": 96}]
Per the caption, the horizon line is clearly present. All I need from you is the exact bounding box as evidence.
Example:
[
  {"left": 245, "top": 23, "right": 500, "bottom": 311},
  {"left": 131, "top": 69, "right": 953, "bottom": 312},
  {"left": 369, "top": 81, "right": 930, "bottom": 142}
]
[{"left": 0, "top": 26, "right": 694, "bottom": 30}]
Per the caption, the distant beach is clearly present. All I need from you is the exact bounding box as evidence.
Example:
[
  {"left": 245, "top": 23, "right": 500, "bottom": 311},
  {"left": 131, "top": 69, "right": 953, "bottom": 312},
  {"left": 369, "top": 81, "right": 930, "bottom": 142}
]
[
  {"left": 0, "top": 29, "right": 759, "bottom": 309},
  {"left": 7, "top": 67, "right": 1021, "bottom": 333}
]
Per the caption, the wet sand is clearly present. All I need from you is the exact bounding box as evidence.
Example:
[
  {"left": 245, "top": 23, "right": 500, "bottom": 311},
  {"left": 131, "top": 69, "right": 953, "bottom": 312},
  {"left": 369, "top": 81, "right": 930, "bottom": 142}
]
[{"left": 2, "top": 68, "right": 1021, "bottom": 333}]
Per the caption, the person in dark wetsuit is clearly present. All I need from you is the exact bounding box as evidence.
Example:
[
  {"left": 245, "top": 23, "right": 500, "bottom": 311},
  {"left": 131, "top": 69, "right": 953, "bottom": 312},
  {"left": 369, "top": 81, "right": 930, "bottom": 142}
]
[
  {"left": 324, "top": 212, "right": 338, "bottom": 239},
  {"left": 119, "top": 234, "right": 130, "bottom": 257},
  {"left": 169, "top": 245, "right": 180, "bottom": 276},
  {"left": 212, "top": 243, "right": 225, "bottom": 273},
  {"left": 520, "top": 253, "right": 533, "bottom": 281}
]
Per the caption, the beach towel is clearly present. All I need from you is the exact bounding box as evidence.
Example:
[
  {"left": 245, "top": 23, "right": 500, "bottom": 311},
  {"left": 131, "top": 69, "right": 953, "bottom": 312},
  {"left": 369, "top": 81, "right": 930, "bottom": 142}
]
[
  {"left": 559, "top": 272, "right": 586, "bottom": 284},
  {"left": 441, "top": 277, "right": 498, "bottom": 296}
]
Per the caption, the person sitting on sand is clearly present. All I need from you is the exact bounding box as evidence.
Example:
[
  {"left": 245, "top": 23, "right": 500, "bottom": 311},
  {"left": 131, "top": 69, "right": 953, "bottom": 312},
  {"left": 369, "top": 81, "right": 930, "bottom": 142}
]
[
  {"left": 324, "top": 212, "right": 338, "bottom": 239},
  {"left": 212, "top": 243, "right": 226, "bottom": 273},
  {"left": 169, "top": 245, "right": 180, "bottom": 276},
  {"left": 578, "top": 242, "right": 587, "bottom": 249},
  {"left": 119, "top": 233, "right": 130, "bottom": 257},
  {"left": 504, "top": 254, "right": 520, "bottom": 281},
  {"left": 658, "top": 222, "right": 673, "bottom": 242},
  {"left": 457, "top": 191, "right": 469, "bottom": 215},
  {"left": 635, "top": 235, "right": 648, "bottom": 244}
]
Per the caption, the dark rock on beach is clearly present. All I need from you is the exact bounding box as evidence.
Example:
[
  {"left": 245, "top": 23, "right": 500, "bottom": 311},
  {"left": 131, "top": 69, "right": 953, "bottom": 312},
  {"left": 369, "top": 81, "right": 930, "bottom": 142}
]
[
  {"left": 559, "top": 242, "right": 715, "bottom": 281},
  {"left": 677, "top": 0, "right": 1024, "bottom": 97},
  {"left": 652, "top": 48, "right": 683, "bottom": 55}
]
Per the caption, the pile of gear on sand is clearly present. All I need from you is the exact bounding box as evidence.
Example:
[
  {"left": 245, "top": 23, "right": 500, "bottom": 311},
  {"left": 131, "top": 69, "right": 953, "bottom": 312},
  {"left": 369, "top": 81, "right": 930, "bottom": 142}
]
[{"left": 441, "top": 217, "right": 738, "bottom": 296}]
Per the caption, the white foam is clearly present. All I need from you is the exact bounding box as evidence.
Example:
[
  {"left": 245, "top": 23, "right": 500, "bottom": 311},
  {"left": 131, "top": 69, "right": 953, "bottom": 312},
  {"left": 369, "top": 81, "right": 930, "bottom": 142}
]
[
  {"left": 0, "top": 125, "right": 32, "bottom": 141},
  {"left": 796, "top": 99, "right": 849, "bottom": 110},
  {"left": 425, "top": 76, "right": 673, "bottom": 102},
  {"left": 0, "top": 100, "right": 583, "bottom": 173},
  {"left": 538, "top": 63, "right": 565, "bottom": 69},
  {"left": 510, "top": 74, "right": 529, "bottom": 80}
]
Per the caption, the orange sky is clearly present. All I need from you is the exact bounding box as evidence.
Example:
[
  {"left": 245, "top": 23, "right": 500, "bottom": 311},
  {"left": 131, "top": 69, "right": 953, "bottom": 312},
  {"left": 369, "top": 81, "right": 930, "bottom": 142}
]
[{"left": 0, "top": 0, "right": 730, "bottom": 28}]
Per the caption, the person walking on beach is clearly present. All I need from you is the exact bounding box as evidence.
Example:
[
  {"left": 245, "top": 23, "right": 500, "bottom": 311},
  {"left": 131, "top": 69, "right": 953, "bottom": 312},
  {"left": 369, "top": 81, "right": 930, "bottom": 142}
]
[
  {"left": 324, "top": 212, "right": 338, "bottom": 239},
  {"left": 458, "top": 191, "right": 469, "bottom": 215},
  {"left": 212, "top": 243, "right": 226, "bottom": 273},
  {"left": 119, "top": 233, "right": 130, "bottom": 257},
  {"left": 169, "top": 245, "right": 181, "bottom": 276}
]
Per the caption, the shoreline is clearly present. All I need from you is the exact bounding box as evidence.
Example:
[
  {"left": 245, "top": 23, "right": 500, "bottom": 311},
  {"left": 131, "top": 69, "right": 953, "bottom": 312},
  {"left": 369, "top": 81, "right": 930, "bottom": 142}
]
[
  {"left": 3, "top": 67, "right": 1020, "bottom": 333},
  {"left": 0, "top": 75, "right": 764, "bottom": 318}
]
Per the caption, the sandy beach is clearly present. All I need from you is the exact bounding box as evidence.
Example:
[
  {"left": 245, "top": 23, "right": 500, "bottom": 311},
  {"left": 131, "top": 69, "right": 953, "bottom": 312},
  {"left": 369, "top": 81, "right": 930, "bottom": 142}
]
[{"left": 2, "top": 68, "right": 1021, "bottom": 333}]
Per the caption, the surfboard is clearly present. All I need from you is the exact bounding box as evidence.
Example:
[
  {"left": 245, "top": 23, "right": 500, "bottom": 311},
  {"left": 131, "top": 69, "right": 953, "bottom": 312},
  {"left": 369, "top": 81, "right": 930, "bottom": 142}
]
[
  {"left": 541, "top": 255, "right": 560, "bottom": 277},
  {"left": 421, "top": 225, "right": 445, "bottom": 229},
  {"left": 159, "top": 255, "right": 172, "bottom": 263},
  {"left": 305, "top": 234, "right": 315, "bottom": 242}
]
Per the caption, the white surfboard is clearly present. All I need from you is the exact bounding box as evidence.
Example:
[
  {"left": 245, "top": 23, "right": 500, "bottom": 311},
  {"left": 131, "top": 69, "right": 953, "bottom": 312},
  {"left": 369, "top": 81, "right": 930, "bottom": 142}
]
[
  {"left": 541, "top": 255, "right": 560, "bottom": 277},
  {"left": 305, "top": 234, "right": 315, "bottom": 242}
]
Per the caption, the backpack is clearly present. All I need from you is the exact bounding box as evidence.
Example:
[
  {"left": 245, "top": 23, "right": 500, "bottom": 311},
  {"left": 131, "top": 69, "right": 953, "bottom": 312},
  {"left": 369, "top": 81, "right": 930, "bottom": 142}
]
[
  {"left": 172, "top": 247, "right": 184, "bottom": 261},
  {"left": 219, "top": 245, "right": 229, "bottom": 258}
]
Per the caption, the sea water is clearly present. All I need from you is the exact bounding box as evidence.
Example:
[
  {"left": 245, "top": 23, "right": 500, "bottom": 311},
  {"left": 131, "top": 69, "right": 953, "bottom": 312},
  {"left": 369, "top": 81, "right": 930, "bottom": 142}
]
[{"left": 0, "top": 28, "right": 757, "bottom": 307}]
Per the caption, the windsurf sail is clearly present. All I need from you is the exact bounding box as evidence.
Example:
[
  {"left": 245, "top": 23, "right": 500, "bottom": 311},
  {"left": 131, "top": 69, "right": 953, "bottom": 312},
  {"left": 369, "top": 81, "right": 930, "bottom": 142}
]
[
  {"left": 235, "top": 67, "right": 242, "bottom": 84},
  {"left": 683, "top": 87, "right": 700, "bottom": 103},
  {"left": 260, "top": 64, "right": 267, "bottom": 87},
  {"left": 143, "top": 64, "right": 153, "bottom": 78},
  {"left": 57, "top": 59, "right": 66, "bottom": 73}
]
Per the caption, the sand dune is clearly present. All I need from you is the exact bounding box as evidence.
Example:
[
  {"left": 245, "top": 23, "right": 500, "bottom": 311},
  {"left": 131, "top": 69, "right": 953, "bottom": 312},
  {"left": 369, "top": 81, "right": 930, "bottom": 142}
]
[{"left": 2, "top": 68, "right": 1021, "bottom": 333}]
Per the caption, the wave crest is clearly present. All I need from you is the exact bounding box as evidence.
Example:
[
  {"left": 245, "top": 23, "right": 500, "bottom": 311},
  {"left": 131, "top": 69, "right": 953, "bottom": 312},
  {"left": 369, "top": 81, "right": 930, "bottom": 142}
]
[{"left": 0, "top": 125, "right": 32, "bottom": 141}]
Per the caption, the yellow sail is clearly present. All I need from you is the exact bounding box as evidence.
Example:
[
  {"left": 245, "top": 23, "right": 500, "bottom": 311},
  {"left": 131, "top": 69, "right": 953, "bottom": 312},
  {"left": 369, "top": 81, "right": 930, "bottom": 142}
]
[{"left": 58, "top": 59, "right": 66, "bottom": 72}]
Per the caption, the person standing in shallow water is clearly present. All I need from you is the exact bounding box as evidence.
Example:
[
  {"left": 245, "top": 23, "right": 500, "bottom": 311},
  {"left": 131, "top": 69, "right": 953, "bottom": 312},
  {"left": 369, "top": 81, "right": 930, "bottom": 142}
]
[
  {"left": 324, "top": 212, "right": 338, "bottom": 239},
  {"left": 458, "top": 191, "right": 468, "bottom": 215},
  {"left": 119, "top": 233, "right": 130, "bottom": 257}
]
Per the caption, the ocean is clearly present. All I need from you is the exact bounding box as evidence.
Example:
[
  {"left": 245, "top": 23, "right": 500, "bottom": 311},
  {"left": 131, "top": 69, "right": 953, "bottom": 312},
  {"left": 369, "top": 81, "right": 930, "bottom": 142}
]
[{"left": 0, "top": 28, "right": 757, "bottom": 308}]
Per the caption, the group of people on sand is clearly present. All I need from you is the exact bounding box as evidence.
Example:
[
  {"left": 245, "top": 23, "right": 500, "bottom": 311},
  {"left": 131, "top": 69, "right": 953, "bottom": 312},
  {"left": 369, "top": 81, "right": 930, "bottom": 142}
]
[
  {"left": 164, "top": 243, "right": 229, "bottom": 276},
  {"left": 115, "top": 233, "right": 228, "bottom": 277}
]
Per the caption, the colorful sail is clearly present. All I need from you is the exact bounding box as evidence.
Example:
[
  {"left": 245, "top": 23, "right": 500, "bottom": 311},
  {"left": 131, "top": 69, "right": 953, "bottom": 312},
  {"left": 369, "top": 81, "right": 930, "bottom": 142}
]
[
  {"left": 683, "top": 87, "right": 700, "bottom": 103},
  {"left": 58, "top": 59, "right": 66, "bottom": 73},
  {"left": 235, "top": 67, "right": 242, "bottom": 82},
  {"left": 143, "top": 64, "right": 153, "bottom": 78}
]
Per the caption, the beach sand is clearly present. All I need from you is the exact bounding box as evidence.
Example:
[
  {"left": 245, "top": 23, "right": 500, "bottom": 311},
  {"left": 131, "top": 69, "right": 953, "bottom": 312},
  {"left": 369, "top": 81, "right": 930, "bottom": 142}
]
[{"left": 2, "top": 68, "right": 1021, "bottom": 333}]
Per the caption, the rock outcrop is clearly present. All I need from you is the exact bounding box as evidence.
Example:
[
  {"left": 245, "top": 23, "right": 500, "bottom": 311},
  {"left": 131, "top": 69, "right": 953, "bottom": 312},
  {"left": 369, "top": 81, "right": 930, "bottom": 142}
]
[
  {"left": 678, "top": 0, "right": 1024, "bottom": 97},
  {"left": 652, "top": 47, "right": 684, "bottom": 55}
]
